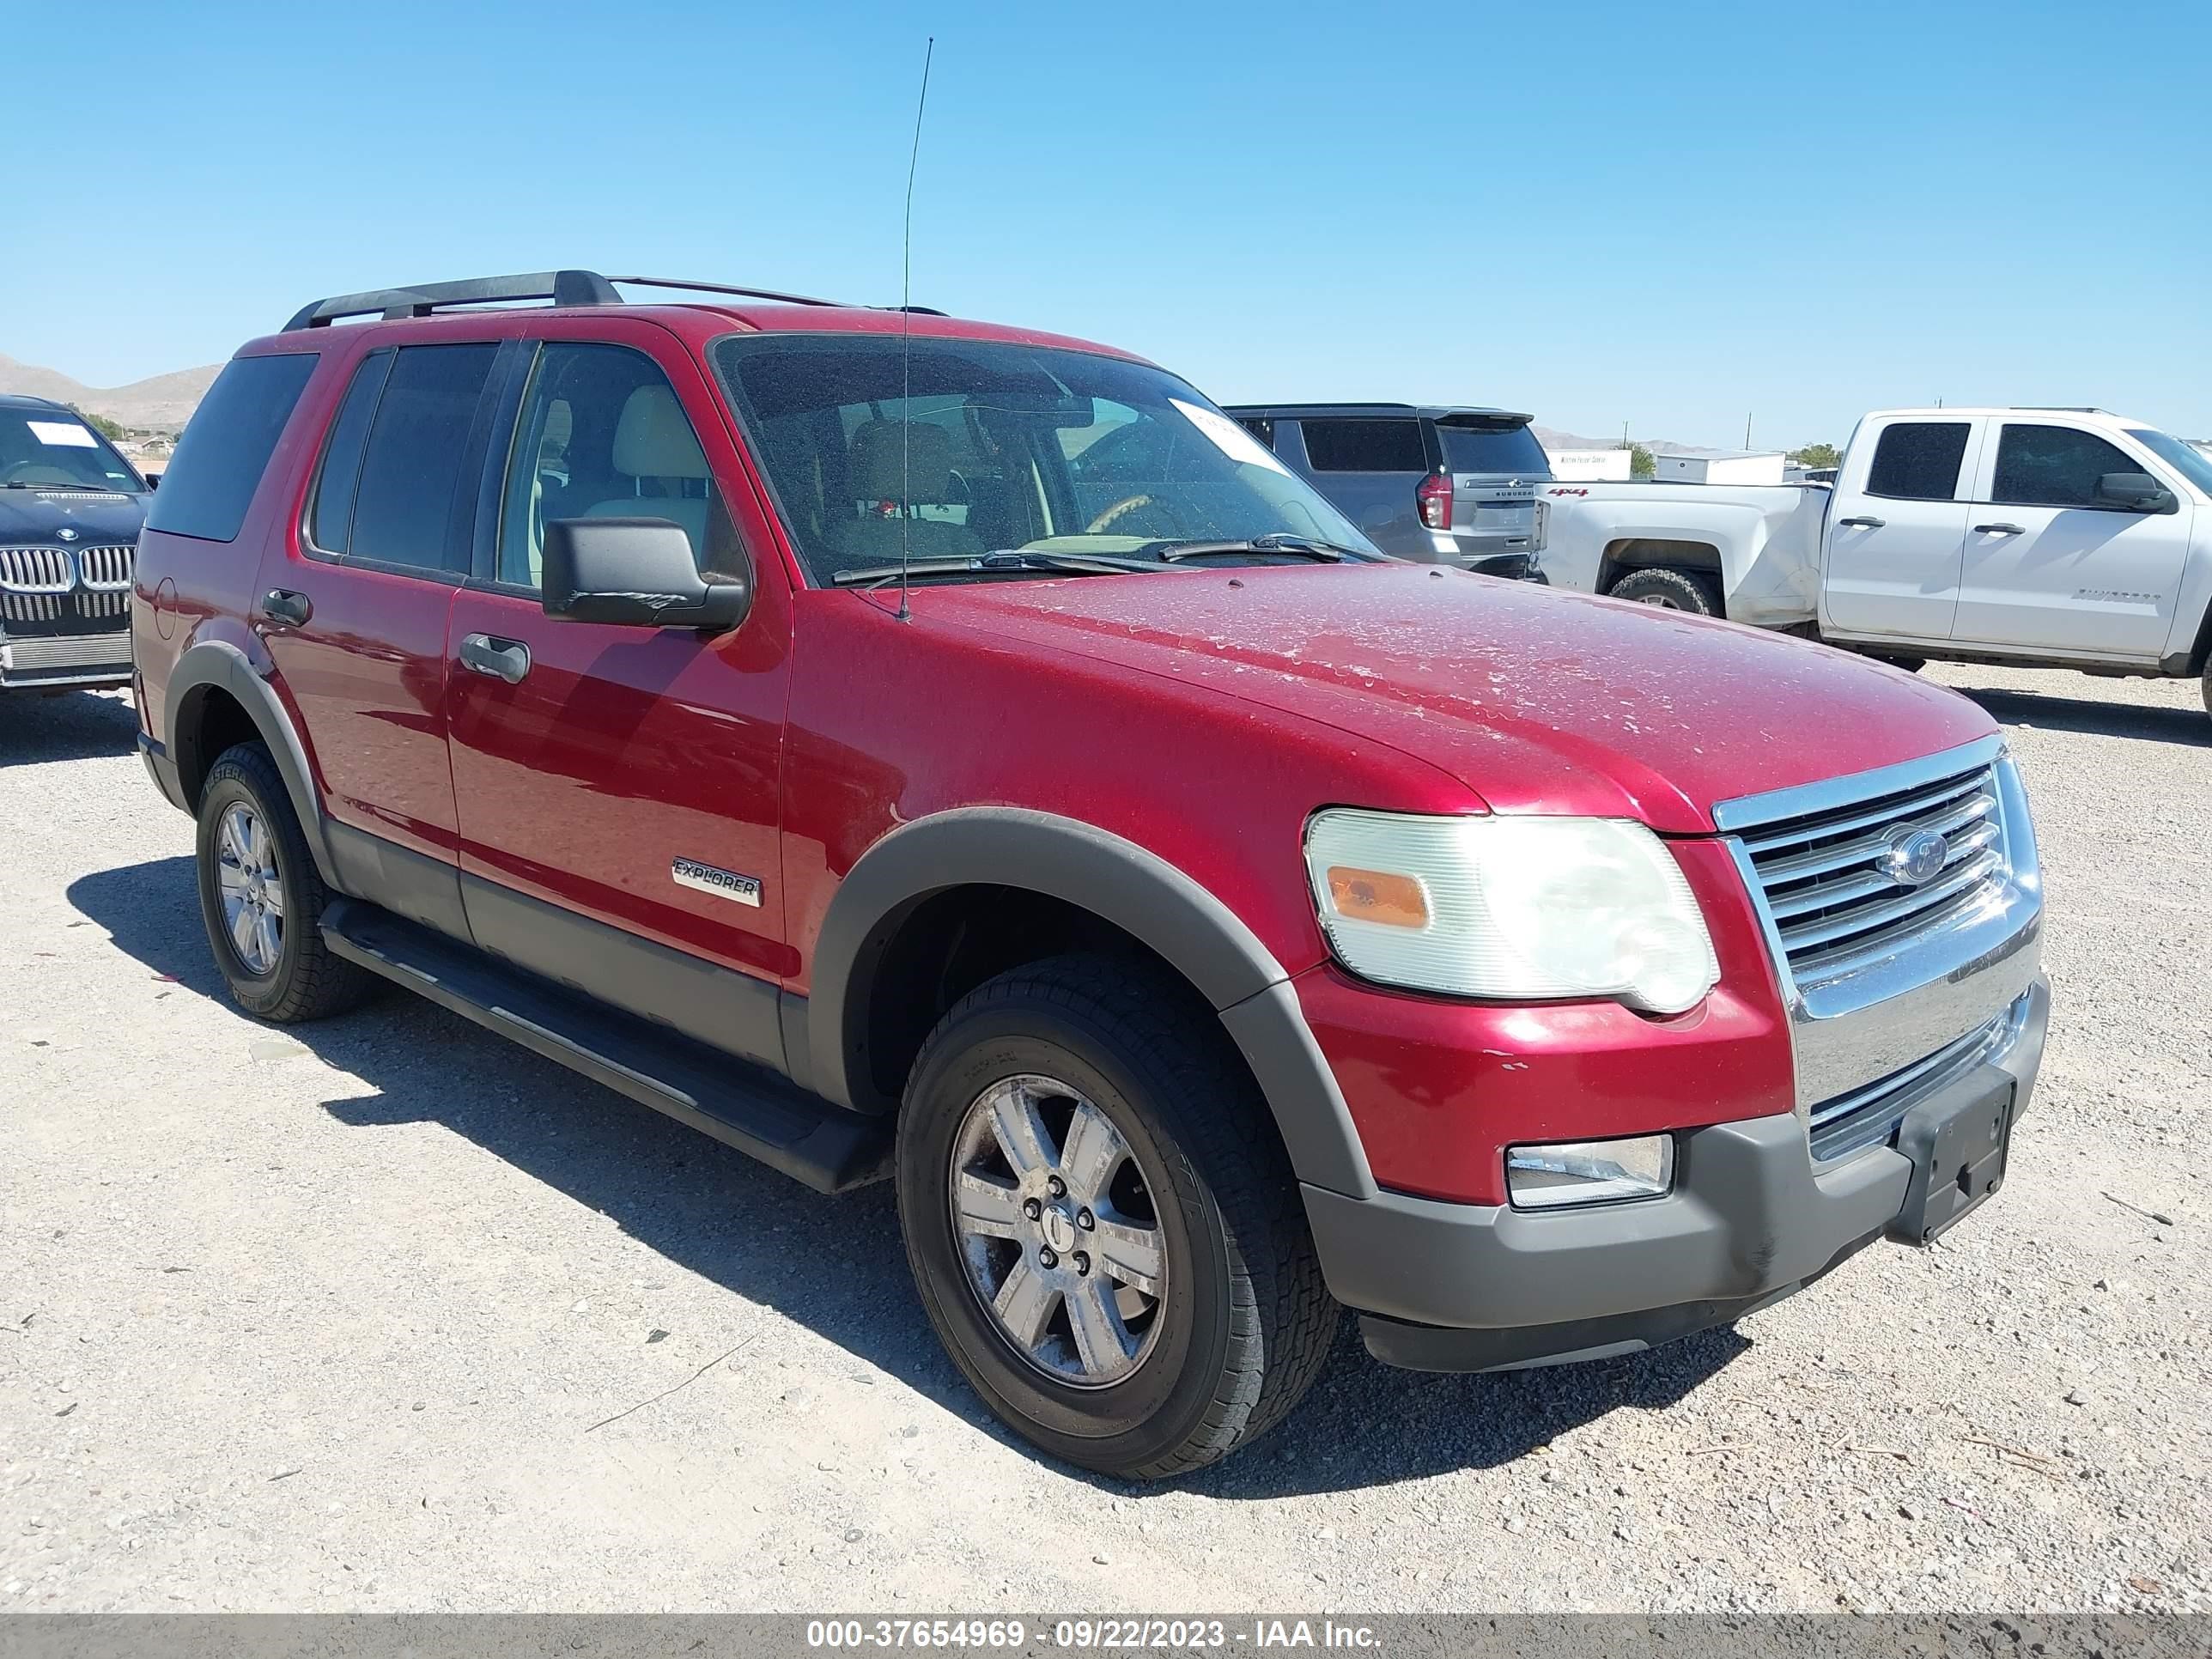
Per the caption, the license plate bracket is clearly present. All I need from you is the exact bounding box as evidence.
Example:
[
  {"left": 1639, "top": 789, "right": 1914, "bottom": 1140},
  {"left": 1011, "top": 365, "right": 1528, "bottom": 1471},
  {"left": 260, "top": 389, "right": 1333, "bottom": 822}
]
[{"left": 1887, "top": 1069, "right": 2014, "bottom": 1246}]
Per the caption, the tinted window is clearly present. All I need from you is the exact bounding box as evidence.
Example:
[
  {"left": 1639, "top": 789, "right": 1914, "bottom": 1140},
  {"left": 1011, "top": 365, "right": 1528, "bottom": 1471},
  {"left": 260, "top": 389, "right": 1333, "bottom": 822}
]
[
  {"left": 1992, "top": 424, "right": 2141, "bottom": 509},
  {"left": 349, "top": 344, "right": 499, "bottom": 572},
  {"left": 1437, "top": 422, "right": 1550, "bottom": 477},
  {"left": 1236, "top": 416, "right": 1274, "bottom": 448},
  {"left": 307, "top": 351, "right": 392, "bottom": 555},
  {"left": 497, "top": 343, "right": 739, "bottom": 589},
  {"left": 143, "top": 354, "right": 316, "bottom": 542},
  {"left": 1301, "top": 419, "right": 1427, "bottom": 473},
  {"left": 2127, "top": 428, "right": 2212, "bottom": 495},
  {"left": 1864, "top": 422, "right": 1970, "bottom": 501}
]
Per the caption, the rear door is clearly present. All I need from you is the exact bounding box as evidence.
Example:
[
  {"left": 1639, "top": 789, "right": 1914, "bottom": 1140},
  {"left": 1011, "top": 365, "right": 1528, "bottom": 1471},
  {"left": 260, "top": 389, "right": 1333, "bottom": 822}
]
[
  {"left": 1437, "top": 417, "right": 1547, "bottom": 554},
  {"left": 1951, "top": 421, "right": 2194, "bottom": 657},
  {"left": 1820, "top": 416, "right": 1983, "bottom": 640},
  {"left": 256, "top": 339, "right": 505, "bottom": 936},
  {"left": 1278, "top": 417, "right": 1429, "bottom": 556}
]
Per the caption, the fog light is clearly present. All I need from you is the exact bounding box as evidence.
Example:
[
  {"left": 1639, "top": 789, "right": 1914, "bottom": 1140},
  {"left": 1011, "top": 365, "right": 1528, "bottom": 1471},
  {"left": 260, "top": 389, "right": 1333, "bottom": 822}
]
[{"left": 1506, "top": 1134, "right": 1674, "bottom": 1209}]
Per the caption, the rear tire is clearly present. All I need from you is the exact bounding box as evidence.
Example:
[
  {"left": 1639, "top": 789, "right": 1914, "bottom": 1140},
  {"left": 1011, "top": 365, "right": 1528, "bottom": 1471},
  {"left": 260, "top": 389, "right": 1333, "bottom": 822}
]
[
  {"left": 896, "top": 953, "right": 1337, "bottom": 1479},
  {"left": 1607, "top": 566, "right": 1723, "bottom": 617},
  {"left": 195, "top": 743, "right": 373, "bottom": 1023}
]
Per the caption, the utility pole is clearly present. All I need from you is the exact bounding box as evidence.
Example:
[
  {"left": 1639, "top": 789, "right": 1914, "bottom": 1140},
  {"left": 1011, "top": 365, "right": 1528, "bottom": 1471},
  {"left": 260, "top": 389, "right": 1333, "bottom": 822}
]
[{"left": 1744, "top": 411, "right": 1753, "bottom": 449}]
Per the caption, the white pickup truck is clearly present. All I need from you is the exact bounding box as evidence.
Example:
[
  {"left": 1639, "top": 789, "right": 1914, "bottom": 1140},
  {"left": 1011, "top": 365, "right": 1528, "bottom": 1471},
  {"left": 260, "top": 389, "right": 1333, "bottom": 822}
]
[{"left": 1540, "top": 407, "right": 2212, "bottom": 715}]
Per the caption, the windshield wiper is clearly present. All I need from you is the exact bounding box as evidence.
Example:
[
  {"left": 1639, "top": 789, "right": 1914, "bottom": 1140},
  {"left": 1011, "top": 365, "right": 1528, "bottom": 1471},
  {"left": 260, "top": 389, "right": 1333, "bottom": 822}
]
[
  {"left": 1141, "top": 534, "right": 1360, "bottom": 562},
  {"left": 830, "top": 550, "right": 1164, "bottom": 589}
]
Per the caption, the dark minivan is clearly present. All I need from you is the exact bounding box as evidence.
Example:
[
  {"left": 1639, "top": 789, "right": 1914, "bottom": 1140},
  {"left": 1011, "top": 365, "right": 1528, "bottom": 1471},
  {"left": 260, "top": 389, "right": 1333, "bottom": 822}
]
[{"left": 1223, "top": 403, "right": 1551, "bottom": 578}]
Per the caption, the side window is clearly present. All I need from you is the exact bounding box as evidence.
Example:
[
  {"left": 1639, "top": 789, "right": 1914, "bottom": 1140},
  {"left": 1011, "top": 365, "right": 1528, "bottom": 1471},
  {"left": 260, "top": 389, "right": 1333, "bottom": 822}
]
[
  {"left": 1863, "top": 422, "right": 1970, "bottom": 501},
  {"left": 142, "top": 353, "right": 318, "bottom": 543},
  {"left": 306, "top": 350, "right": 393, "bottom": 556},
  {"left": 349, "top": 343, "right": 500, "bottom": 573},
  {"left": 497, "top": 343, "right": 737, "bottom": 589},
  {"left": 1236, "top": 416, "right": 1275, "bottom": 449},
  {"left": 1300, "top": 419, "right": 1427, "bottom": 473},
  {"left": 1991, "top": 424, "right": 2139, "bottom": 509}
]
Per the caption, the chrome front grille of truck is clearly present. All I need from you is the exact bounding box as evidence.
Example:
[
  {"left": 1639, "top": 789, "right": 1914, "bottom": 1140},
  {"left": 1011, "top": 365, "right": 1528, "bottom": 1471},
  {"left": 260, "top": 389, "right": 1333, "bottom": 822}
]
[
  {"left": 1807, "top": 994, "right": 2028, "bottom": 1164},
  {"left": 1716, "top": 734, "right": 2043, "bottom": 1140},
  {"left": 1739, "top": 758, "right": 2008, "bottom": 985}
]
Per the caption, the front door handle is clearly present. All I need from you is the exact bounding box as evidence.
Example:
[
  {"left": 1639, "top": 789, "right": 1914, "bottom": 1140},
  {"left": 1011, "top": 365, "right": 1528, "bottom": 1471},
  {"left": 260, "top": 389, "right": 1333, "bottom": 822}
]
[
  {"left": 259, "top": 588, "right": 313, "bottom": 628},
  {"left": 1974, "top": 522, "right": 2027, "bottom": 536},
  {"left": 1837, "top": 515, "right": 1886, "bottom": 529},
  {"left": 459, "top": 633, "right": 531, "bottom": 684}
]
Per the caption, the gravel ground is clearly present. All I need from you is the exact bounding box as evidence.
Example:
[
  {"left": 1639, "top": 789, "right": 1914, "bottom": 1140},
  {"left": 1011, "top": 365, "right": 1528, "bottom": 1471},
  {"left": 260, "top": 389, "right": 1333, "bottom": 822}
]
[{"left": 2, "top": 662, "right": 2207, "bottom": 1615}]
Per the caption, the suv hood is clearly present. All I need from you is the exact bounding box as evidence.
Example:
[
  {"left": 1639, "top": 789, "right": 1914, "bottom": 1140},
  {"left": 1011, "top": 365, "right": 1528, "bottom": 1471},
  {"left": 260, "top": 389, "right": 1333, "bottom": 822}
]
[
  {"left": 913, "top": 563, "right": 1994, "bottom": 832},
  {"left": 0, "top": 487, "right": 148, "bottom": 545}
]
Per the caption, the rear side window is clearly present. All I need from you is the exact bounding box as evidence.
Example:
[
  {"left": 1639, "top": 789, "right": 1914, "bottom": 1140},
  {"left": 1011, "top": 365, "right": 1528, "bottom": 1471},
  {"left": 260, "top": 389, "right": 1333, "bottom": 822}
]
[
  {"left": 1301, "top": 419, "right": 1427, "bottom": 473},
  {"left": 1864, "top": 422, "right": 1969, "bottom": 501},
  {"left": 1991, "top": 424, "right": 2137, "bottom": 509},
  {"left": 143, "top": 353, "right": 317, "bottom": 542},
  {"left": 348, "top": 344, "right": 500, "bottom": 572},
  {"left": 307, "top": 350, "right": 394, "bottom": 556}
]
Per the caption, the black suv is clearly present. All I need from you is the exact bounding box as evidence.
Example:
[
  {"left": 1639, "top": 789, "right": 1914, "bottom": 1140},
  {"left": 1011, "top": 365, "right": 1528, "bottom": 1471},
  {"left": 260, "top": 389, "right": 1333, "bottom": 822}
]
[{"left": 0, "top": 392, "right": 149, "bottom": 694}]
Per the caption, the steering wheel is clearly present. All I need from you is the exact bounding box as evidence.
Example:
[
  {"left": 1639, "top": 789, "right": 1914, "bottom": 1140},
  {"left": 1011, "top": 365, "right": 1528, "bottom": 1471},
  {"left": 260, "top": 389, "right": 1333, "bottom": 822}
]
[{"left": 1083, "top": 493, "right": 1194, "bottom": 538}]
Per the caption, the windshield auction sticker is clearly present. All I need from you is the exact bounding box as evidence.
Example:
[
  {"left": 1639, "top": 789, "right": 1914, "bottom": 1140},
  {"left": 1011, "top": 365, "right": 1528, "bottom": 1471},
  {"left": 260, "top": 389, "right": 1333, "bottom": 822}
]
[
  {"left": 27, "top": 421, "right": 100, "bottom": 447},
  {"left": 1171, "top": 399, "right": 1293, "bottom": 476}
]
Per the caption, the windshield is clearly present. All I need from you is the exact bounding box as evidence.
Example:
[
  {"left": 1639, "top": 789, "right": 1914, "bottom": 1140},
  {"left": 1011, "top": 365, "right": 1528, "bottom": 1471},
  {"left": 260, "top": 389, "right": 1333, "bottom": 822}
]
[
  {"left": 711, "top": 335, "right": 1376, "bottom": 586},
  {"left": 2126, "top": 428, "right": 2212, "bottom": 498},
  {"left": 1437, "top": 421, "right": 1551, "bottom": 478},
  {"left": 0, "top": 409, "right": 143, "bottom": 490}
]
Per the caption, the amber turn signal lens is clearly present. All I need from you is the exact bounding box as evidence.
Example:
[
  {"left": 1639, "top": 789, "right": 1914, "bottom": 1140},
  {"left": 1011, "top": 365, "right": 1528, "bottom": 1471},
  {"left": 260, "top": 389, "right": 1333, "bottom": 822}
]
[{"left": 1325, "top": 866, "right": 1430, "bottom": 929}]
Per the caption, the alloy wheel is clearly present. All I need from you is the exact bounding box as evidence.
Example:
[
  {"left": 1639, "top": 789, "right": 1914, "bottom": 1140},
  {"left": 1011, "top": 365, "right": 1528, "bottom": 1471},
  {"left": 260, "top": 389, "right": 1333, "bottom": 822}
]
[
  {"left": 947, "top": 1073, "right": 1169, "bottom": 1389},
  {"left": 214, "top": 802, "right": 284, "bottom": 975}
]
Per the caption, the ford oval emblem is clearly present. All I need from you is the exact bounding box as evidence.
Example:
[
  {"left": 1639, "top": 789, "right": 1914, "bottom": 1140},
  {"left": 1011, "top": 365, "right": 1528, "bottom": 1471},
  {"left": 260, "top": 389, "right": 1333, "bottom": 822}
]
[{"left": 1881, "top": 828, "right": 1949, "bottom": 886}]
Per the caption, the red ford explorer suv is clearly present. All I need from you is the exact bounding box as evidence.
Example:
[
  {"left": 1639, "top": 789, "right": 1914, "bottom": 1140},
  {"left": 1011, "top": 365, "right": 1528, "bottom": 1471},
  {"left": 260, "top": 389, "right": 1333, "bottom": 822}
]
[{"left": 133, "top": 271, "right": 2046, "bottom": 1477}]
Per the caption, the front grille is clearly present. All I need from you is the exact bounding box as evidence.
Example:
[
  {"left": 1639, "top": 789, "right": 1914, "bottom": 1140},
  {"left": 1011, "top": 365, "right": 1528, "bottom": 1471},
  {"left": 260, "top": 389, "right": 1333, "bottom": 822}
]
[
  {"left": 0, "top": 544, "right": 136, "bottom": 626},
  {"left": 0, "top": 546, "right": 74, "bottom": 592},
  {"left": 1738, "top": 758, "right": 2009, "bottom": 987},
  {"left": 1, "top": 631, "right": 131, "bottom": 677},
  {"left": 1808, "top": 995, "right": 2027, "bottom": 1163}
]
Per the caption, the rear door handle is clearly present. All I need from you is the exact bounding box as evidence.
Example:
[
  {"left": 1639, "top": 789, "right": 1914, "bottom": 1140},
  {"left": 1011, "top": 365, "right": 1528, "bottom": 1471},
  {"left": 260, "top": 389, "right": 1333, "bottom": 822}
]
[
  {"left": 459, "top": 632, "right": 531, "bottom": 684},
  {"left": 1974, "top": 522, "right": 2027, "bottom": 536},
  {"left": 259, "top": 588, "right": 312, "bottom": 628},
  {"left": 1837, "top": 515, "right": 1886, "bottom": 529}
]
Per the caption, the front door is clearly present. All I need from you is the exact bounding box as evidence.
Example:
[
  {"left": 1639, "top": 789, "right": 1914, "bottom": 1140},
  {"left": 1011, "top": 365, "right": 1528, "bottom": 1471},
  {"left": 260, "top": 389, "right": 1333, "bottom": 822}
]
[
  {"left": 1820, "top": 416, "right": 1983, "bottom": 640},
  {"left": 1951, "top": 421, "right": 2196, "bottom": 658},
  {"left": 443, "top": 329, "right": 795, "bottom": 1067}
]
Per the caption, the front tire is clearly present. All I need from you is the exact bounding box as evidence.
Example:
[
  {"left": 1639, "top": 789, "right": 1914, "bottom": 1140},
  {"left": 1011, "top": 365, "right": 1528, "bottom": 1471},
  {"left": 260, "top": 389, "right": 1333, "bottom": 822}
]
[
  {"left": 1606, "top": 565, "right": 1723, "bottom": 617},
  {"left": 896, "top": 955, "right": 1336, "bottom": 1479},
  {"left": 195, "top": 743, "right": 373, "bottom": 1023}
]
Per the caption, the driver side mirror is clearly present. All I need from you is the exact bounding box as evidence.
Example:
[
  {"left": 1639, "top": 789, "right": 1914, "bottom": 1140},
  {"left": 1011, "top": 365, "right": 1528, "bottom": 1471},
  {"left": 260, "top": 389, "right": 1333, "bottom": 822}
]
[
  {"left": 142, "top": 472, "right": 161, "bottom": 491},
  {"left": 2097, "top": 471, "right": 2177, "bottom": 514},
  {"left": 541, "top": 518, "right": 751, "bottom": 632}
]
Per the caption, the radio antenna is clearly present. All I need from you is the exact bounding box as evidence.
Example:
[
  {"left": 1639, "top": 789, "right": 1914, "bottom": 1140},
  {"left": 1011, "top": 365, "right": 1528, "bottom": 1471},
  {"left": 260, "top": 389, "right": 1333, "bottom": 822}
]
[{"left": 895, "top": 35, "right": 935, "bottom": 623}]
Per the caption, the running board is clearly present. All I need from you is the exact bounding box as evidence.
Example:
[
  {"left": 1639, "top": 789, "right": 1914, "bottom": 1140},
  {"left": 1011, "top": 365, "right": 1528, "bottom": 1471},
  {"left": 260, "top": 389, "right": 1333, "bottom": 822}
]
[{"left": 320, "top": 898, "right": 891, "bottom": 1194}]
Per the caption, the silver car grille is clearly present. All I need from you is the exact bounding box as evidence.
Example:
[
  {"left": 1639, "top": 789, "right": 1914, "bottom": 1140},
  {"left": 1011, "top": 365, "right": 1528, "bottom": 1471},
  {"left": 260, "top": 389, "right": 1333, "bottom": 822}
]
[
  {"left": 1, "top": 632, "right": 131, "bottom": 675},
  {"left": 1808, "top": 994, "right": 2028, "bottom": 1163},
  {"left": 1737, "top": 757, "right": 2008, "bottom": 988},
  {"left": 0, "top": 544, "right": 136, "bottom": 625}
]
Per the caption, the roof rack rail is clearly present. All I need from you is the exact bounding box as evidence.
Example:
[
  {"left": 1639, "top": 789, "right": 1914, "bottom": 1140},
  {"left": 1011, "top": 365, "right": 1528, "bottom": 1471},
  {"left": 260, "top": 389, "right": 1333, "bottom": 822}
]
[
  {"left": 2012, "top": 405, "right": 2111, "bottom": 414},
  {"left": 604, "top": 274, "right": 845, "bottom": 307},
  {"left": 283, "top": 270, "right": 622, "bottom": 331}
]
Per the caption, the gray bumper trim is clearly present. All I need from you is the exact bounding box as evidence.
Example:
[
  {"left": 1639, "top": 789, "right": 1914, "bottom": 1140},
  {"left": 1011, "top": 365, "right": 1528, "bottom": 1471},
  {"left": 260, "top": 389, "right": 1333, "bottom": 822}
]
[{"left": 1305, "top": 976, "right": 2048, "bottom": 1339}]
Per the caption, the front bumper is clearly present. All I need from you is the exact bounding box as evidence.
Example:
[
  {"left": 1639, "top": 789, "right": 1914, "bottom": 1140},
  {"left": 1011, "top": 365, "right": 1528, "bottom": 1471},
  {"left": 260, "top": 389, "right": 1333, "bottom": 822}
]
[
  {"left": 0, "top": 629, "right": 131, "bottom": 690},
  {"left": 1310, "top": 976, "right": 2048, "bottom": 1371}
]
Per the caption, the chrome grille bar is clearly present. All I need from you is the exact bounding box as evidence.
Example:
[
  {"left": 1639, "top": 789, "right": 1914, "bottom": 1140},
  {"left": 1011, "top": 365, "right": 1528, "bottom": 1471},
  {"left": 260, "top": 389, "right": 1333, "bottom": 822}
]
[
  {"left": 76, "top": 544, "right": 135, "bottom": 590},
  {"left": 0, "top": 547, "right": 74, "bottom": 592}
]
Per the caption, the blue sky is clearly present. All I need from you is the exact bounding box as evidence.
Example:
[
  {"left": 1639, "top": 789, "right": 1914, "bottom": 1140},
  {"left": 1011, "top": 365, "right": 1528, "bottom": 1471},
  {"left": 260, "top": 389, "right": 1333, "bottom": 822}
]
[{"left": 9, "top": 0, "right": 2209, "bottom": 448}]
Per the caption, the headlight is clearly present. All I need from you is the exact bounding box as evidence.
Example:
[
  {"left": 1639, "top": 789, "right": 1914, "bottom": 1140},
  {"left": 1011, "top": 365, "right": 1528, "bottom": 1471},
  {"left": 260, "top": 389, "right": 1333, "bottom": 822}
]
[{"left": 1303, "top": 809, "right": 1718, "bottom": 1013}]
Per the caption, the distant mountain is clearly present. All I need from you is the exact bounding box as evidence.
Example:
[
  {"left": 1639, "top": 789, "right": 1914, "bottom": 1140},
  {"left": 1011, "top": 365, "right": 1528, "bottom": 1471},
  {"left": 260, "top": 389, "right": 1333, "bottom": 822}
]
[
  {"left": 1534, "top": 425, "right": 1711, "bottom": 458},
  {"left": 0, "top": 354, "right": 222, "bottom": 433}
]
